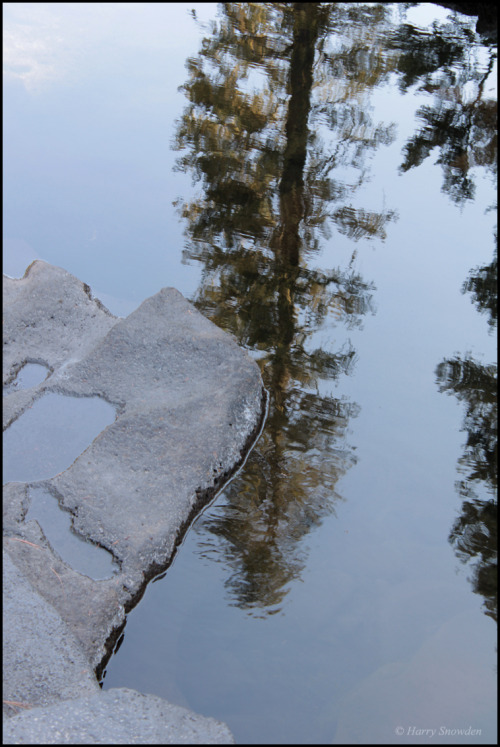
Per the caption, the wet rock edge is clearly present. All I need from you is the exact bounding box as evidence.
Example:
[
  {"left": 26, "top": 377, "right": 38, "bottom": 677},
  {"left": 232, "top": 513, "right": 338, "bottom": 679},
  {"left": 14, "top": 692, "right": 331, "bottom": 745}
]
[{"left": 95, "top": 385, "right": 268, "bottom": 682}]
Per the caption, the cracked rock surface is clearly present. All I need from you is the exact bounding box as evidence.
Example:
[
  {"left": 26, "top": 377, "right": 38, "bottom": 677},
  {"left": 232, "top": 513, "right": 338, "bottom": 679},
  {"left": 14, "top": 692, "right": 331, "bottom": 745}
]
[{"left": 3, "top": 260, "right": 265, "bottom": 743}]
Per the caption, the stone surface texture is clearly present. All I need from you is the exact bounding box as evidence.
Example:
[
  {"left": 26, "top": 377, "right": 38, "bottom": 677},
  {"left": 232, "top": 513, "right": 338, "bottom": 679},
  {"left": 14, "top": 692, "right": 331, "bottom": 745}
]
[
  {"left": 3, "top": 261, "right": 265, "bottom": 744},
  {"left": 2, "top": 689, "right": 235, "bottom": 744}
]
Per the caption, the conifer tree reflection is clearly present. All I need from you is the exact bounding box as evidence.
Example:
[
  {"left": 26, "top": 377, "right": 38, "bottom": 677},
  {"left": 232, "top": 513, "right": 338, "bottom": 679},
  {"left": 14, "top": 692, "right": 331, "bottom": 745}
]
[
  {"left": 436, "top": 242, "right": 498, "bottom": 622},
  {"left": 172, "top": 2, "right": 398, "bottom": 613},
  {"left": 385, "top": 6, "right": 497, "bottom": 621},
  {"left": 462, "top": 243, "right": 498, "bottom": 332},
  {"left": 390, "top": 13, "right": 497, "bottom": 204}
]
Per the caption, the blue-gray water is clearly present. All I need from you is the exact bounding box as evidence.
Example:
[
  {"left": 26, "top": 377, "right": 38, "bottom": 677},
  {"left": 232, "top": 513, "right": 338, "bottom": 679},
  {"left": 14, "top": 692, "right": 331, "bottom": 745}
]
[
  {"left": 3, "top": 392, "right": 116, "bottom": 484},
  {"left": 3, "top": 3, "right": 497, "bottom": 744},
  {"left": 26, "top": 485, "right": 117, "bottom": 580},
  {"left": 3, "top": 388, "right": 117, "bottom": 578},
  {"left": 2, "top": 362, "right": 49, "bottom": 393}
]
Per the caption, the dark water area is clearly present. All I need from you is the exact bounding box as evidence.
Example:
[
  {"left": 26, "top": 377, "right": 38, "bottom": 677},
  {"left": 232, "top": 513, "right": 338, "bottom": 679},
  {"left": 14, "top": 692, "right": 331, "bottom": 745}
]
[{"left": 3, "top": 3, "right": 497, "bottom": 743}]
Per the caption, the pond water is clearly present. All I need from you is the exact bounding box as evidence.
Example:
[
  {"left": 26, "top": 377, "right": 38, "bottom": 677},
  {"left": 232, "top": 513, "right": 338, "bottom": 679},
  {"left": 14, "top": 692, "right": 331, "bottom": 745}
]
[
  {"left": 2, "top": 362, "right": 50, "bottom": 393},
  {"left": 26, "top": 485, "right": 117, "bottom": 579},
  {"left": 3, "top": 392, "right": 116, "bottom": 484},
  {"left": 3, "top": 3, "right": 497, "bottom": 744}
]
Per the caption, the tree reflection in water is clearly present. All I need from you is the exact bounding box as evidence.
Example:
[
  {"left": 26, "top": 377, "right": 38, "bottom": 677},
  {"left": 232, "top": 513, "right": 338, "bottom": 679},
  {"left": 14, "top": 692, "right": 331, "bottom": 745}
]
[
  {"left": 172, "top": 1, "right": 496, "bottom": 619},
  {"left": 436, "top": 244, "right": 497, "bottom": 623},
  {"left": 406, "top": 6, "right": 499, "bottom": 624},
  {"left": 172, "top": 2, "right": 399, "bottom": 614}
]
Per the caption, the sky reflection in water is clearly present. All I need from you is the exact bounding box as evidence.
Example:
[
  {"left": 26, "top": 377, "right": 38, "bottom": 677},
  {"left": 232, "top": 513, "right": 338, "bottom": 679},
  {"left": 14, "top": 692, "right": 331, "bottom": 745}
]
[{"left": 3, "top": 2, "right": 497, "bottom": 744}]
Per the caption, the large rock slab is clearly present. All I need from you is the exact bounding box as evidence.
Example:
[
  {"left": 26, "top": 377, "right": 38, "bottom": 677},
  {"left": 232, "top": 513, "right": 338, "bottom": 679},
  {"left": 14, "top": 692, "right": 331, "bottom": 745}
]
[
  {"left": 3, "top": 260, "right": 265, "bottom": 742},
  {"left": 3, "top": 261, "right": 117, "bottom": 430},
  {"left": 3, "top": 548, "right": 233, "bottom": 743},
  {"left": 3, "top": 550, "right": 100, "bottom": 711},
  {"left": 3, "top": 688, "right": 235, "bottom": 744}
]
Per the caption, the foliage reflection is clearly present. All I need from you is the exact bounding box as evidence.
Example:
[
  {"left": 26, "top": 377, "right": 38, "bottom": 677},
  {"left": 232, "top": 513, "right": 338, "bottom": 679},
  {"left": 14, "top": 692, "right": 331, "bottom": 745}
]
[
  {"left": 172, "top": 1, "right": 401, "bottom": 614},
  {"left": 172, "top": 2, "right": 496, "bottom": 616},
  {"left": 389, "top": 7, "right": 497, "bottom": 204},
  {"left": 436, "top": 243, "right": 498, "bottom": 623}
]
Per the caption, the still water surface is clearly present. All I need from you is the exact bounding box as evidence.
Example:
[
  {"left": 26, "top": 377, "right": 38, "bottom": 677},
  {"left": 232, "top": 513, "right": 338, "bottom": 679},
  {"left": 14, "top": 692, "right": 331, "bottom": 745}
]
[{"left": 3, "top": 3, "right": 497, "bottom": 743}]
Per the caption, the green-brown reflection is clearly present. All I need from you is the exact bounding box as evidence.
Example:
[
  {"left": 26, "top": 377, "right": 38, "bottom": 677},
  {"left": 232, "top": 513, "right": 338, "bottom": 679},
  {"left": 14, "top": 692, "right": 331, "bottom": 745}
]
[
  {"left": 172, "top": 2, "right": 401, "bottom": 614},
  {"left": 436, "top": 241, "right": 498, "bottom": 623},
  {"left": 389, "top": 13, "right": 497, "bottom": 204}
]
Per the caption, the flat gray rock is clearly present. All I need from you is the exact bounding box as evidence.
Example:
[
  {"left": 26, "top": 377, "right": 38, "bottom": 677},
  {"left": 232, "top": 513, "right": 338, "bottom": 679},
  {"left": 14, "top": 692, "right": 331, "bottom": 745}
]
[
  {"left": 2, "top": 688, "right": 235, "bottom": 744},
  {"left": 3, "top": 261, "right": 117, "bottom": 430},
  {"left": 3, "top": 551, "right": 100, "bottom": 713},
  {"left": 3, "top": 260, "right": 265, "bottom": 743}
]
